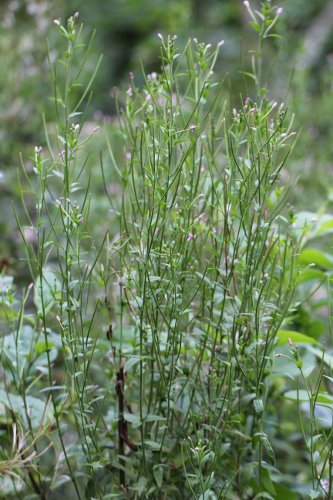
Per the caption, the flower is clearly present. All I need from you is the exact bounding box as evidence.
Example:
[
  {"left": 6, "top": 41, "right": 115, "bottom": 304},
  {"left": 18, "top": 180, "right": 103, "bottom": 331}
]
[{"left": 187, "top": 233, "right": 194, "bottom": 242}]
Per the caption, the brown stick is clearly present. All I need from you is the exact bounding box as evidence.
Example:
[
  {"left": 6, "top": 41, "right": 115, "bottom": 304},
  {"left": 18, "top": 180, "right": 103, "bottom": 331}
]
[{"left": 116, "top": 361, "right": 138, "bottom": 487}]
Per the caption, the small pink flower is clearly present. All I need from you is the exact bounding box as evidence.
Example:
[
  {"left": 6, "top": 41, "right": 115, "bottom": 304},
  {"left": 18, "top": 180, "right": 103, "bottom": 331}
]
[
  {"left": 244, "top": 96, "right": 251, "bottom": 106},
  {"left": 288, "top": 338, "right": 293, "bottom": 346},
  {"left": 277, "top": 7, "right": 283, "bottom": 15},
  {"left": 200, "top": 165, "right": 205, "bottom": 173},
  {"left": 128, "top": 71, "right": 134, "bottom": 80},
  {"left": 187, "top": 233, "right": 194, "bottom": 242},
  {"left": 126, "top": 87, "right": 133, "bottom": 97},
  {"left": 195, "top": 213, "right": 208, "bottom": 223},
  {"left": 218, "top": 40, "right": 224, "bottom": 47}
]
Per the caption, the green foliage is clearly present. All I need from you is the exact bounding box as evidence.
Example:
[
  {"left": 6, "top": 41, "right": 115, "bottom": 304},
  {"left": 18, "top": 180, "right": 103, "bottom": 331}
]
[{"left": 1, "top": 2, "right": 333, "bottom": 499}]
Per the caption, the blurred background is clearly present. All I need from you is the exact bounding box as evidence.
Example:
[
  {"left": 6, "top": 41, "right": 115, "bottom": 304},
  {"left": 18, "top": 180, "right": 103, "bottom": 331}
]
[{"left": 1, "top": 0, "right": 333, "bottom": 269}]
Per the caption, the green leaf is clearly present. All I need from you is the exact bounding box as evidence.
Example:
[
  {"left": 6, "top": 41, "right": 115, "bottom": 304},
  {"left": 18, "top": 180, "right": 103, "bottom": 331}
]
[
  {"left": 273, "top": 482, "right": 298, "bottom": 500},
  {"left": 317, "top": 218, "right": 333, "bottom": 236},
  {"left": 261, "top": 436, "right": 276, "bottom": 465},
  {"left": 277, "top": 330, "right": 317, "bottom": 345},
  {"left": 35, "top": 340, "right": 55, "bottom": 356},
  {"left": 261, "top": 467, "right": 276, "bottom": 496},
  {"left": 144, "top": 440, "right": 161, "bottom": 450},
  {"left": 0, "top": 475, "right": 25, "bottom": 495},
  {"left": 200, "top": 450, "right": 215, "bottom": 466},
  {"left": 148, "top": 276, "right": 161, "bottom": 283},
  {"left": 0, "top": 389, "right": 53, "bottom": 429},
  {"left": 297, "top": 248, "right": 333, "bottom": 270},
  {"left": 307, "top": 346, "right": 333, "bottom": 369},
  {"left": 51, "top": 475, "right": 72, "bottom": 491},
  {"left": 124, "top": 356, "right": 142, "bottom": 372},
  {"left": 249, "top": 21, "right": 261, "bottom": 32},
  {"left": 298, "top": 268, "right": 326, "bottom": 284},
  {"left": 1, "top": 326, "right": 59, "bottom": 374},
  {"left": 129, "top": 476, "right": 148, "bottom": 494},
  {"left": 284, "top": 390, "right": 333, "bottom": 405},
  {"left": 124, "top": 412, "right": 141, "bottom": 428},
  {"left": 153, "top": 464, "right": 163, "bottom": 488},
  {"left": 144, "top": 414, "right": 167, "bottom": 422},
  {"left": 253, "top": 398, "right": 264, "bottom": 417}
]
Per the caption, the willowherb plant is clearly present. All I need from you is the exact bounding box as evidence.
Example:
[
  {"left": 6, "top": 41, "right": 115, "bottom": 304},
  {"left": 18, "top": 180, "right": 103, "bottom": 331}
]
[
  {"left": 103, "top": 18, "right": 300, "bottom": 498},
  {"left": 1, "top": 2, "right": 332, "bottom": 499},
  {"left": 2, "top": 13, "right": 105, "bottom": 499}
]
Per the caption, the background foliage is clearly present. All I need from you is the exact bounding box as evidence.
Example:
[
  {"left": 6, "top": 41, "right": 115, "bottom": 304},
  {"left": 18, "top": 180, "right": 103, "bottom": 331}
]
[{"left": 1, "top": 0, "right": 333, "bottom": 260}]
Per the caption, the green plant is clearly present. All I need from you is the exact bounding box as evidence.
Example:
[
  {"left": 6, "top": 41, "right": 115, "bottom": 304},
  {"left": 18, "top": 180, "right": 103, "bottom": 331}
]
[
  {"left": 1, "top": 3, "right": 332, "bottom": 499},
  {"left": 101, "top": 17, "right": 302, "bottom": 494}
]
